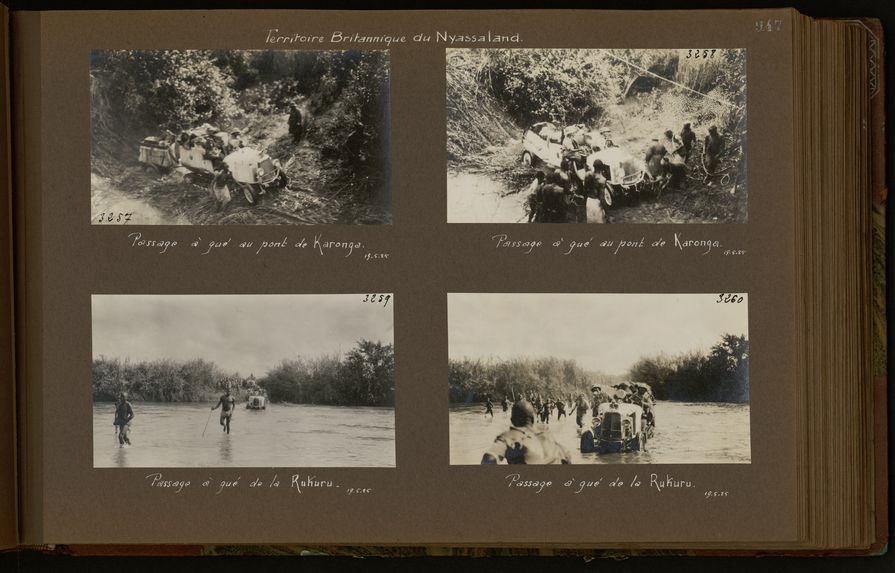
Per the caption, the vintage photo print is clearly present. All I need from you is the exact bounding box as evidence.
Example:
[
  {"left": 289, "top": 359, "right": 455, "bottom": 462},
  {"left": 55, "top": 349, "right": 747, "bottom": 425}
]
[
  {"left": 446, "top": 48, "right": 747, "bottom": 224},
  {"left": 448, "top": 293, "right": 750, "bottom": 465},
  {"left": 92, "top": 294, "right": 395, "bottom": 467},
  {"left": 90, "top": 50, "right": 391, "bottom": 225}
]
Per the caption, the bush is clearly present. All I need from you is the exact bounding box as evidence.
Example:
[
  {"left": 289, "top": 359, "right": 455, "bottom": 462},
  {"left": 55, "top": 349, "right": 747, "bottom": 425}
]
[
  {"left": 448, "top": 356, "right": 619, "bottom": 404},
  {"left": 92, "top": 356, "right": 239, "bottom": 402},
  {"left": 91, "top": 50, "right": 238, "bottom": 132},
  {"left": 258, "top": 340, "right": 394, "bottom": 407},
  {"left": 628, "top": 334, "right": 749, "bottom": 403}
]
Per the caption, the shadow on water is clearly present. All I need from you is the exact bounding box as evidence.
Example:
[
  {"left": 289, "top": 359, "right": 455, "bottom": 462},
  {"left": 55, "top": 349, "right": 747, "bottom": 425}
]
[
  {"left": 114, "top": 445, "right": 128, "bottom": 468},
  {"left": 218, "top": 435, "right": 233, "bottom": 464}
]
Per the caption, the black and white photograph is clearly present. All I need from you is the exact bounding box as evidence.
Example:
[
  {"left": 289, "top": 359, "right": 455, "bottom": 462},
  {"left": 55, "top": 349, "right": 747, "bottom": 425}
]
[
  {"left": 91, "top": 50, "right": 390, "bottom": 225},
  {"left": 446, "top": 48, "right": 747, "bottom": 224},
  {"left": 448, "top": 293, "right": 750, "bottom": 465},
  {"left": 92, "top": 294, "right": 395, "bottom": 468}
]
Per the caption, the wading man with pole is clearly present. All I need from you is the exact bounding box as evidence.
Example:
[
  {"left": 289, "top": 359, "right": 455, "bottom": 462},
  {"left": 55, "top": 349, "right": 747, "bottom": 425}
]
[{"left": 212, "top": 389, "right": 237, "bottom": 435}]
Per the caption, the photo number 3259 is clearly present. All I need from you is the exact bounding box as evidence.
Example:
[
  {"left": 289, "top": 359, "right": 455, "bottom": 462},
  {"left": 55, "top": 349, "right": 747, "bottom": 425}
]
[{"left": 362, "top": 294, "right": 391, "bottom": 307}]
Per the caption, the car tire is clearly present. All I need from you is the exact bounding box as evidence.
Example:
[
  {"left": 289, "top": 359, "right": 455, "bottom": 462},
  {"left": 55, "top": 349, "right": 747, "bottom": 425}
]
[
  {"left": 580, "top": 429, "right": 596, "bottom": 453},
  {"left": 522, "top": 151, "right": 534, "bottom": 167},
  {"left": 242, "top": 184, "right": 258, "bottom": 205},
  {"left": 602, "top": 186, "right": 615, "bottom": 209}
]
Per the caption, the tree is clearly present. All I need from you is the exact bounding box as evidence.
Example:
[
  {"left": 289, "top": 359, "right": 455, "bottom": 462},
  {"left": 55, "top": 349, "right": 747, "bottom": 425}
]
[
  {"left": 338, "top": 340, "right": 395, "bottom": 406},
  {"left": 92, "top": 50, "right": 238, "bottom": 131}
]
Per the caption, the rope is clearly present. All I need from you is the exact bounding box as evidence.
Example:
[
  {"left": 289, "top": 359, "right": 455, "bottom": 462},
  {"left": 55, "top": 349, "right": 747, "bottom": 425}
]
[{"left": 603, "top": 51, "right": 745, "bottom": 111}]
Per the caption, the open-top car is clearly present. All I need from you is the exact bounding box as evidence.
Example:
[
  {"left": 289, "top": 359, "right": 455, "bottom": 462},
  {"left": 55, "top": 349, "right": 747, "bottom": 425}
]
[
  {"left": 580, "top": 401, "right": 650, "bottom": 454},
  {"left": 217, "top": 147, "right": 289, "bottom": 205},
  {"left": 138, "top": 126, "right": 289, "bottom": 207},
  {"left": 138, "top": 136, "right": 178, "bottom": 173},
  {"left": 586, "top": 146, "right": 645, "bottom": 209},
  {"left": 521, "top": 121, "right": 564, "bottom": 167}
]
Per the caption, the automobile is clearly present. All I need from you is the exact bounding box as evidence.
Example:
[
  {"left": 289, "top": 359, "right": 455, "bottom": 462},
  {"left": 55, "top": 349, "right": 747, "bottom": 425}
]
[
  {"left": 521, "top": 121, "right": 564, "bottom": 167},
  {"left": 579, "top": 401, "right": 651, "bottom": 454},
  {"left": 137, "top": 136, "right": 177, "bottom": 173},
  {"left": 246, "top": 395, "right": 267, "bottom": 410},
  {"left": 586, "top": 146, "right": 646, "bottom": 209},
  {"left": 139, "top": 126, "right": 290, "bottom": 206},
  {"left": 217, "top": 146, "right": 289, "bottom": 205}
]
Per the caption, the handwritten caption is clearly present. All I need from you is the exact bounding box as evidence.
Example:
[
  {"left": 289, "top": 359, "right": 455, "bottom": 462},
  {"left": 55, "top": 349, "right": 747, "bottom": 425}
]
[
  {"left": 265, "top": 29, "right": 522, "bottom": 46},
  {"left": 491, "top": 233, "right": 746, "bottom": 257},
  {"left": 145, "top": 472, "right": 373, "bottom": 496},
  {"left": 505, "top": 472, "right": 728, "bottom": 500},
  {"left": 127, "top": 232, "right": 389, "bottom": 262}
]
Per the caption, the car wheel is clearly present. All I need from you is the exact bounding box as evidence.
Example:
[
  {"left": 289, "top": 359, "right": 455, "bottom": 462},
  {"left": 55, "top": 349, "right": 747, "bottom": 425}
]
[
  {"left": 602, "top": 186, "right": 615, "bottom": 209},
  {"left": 522, "top": 151, "right": 533, "bottom": 167},
  {"left": 241, "top": 184, "right": 257, "bottom": 205},
  {"left": 580, "top": 429, "right": 596, "bottom": 453}
]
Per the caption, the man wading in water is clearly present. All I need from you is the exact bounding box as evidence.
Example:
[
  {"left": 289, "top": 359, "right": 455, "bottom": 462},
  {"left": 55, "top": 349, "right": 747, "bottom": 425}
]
[
  {"left": 113, "top": 392, "right": 135, "bottom": 447},
  {"left": 481, "top": 400, "right": 571, "bottom": 464},
  {"left": 212, "top": 389, "right": 237, "bottom": 434}
]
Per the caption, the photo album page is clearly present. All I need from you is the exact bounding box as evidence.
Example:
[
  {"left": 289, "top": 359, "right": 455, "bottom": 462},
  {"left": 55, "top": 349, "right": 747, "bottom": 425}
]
[{"left": 13, "top": 9, "right": 804, "bottom": 548}]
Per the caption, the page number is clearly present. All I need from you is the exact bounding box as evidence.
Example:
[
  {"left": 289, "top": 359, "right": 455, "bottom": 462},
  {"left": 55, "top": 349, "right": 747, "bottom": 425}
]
[{"left": 755, "top": 19, "right": 782, "bottom": 32}]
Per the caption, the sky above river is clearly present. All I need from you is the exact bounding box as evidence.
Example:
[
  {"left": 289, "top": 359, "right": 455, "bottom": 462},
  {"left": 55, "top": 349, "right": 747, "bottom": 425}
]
[
  {"left": 93, "top": 295, "right": 394, "bottom": 376},
  {"left": 448, "top": 293, "right": 748, "bottom": 375}
]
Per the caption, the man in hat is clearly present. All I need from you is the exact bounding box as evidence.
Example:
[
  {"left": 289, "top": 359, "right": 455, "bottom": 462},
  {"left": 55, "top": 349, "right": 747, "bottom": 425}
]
[
  {"left": 226, "top": 130, "right": 244, "bottom": 154},
  {"left": 481, "top": 400, "right": 571, "bottom": 464},
  {"left": 212, "top": 389, "right": 237, "bottom": 434},
  {"left": 113, "top": 392, "right": 135, "bottom": 447}
]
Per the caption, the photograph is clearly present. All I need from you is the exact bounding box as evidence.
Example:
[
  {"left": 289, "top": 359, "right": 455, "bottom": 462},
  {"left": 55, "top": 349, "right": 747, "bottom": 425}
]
[
  {"left": 448, "top": 293, "right": 750, "bottom": 465},
  {"left": 90, "top": 49, "right": 390, "bottom": 225},
  {"left": 92, "top": 294, "right": 395, "bottom": 468},
  {"left": 446, "top": 48, "right": 747, "bottom": 224}
]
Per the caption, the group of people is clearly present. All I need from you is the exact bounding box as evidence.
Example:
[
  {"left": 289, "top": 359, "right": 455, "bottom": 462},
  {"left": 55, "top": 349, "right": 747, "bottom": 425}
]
[
  {"left": 523, "top": 121, "right": 728, "bottom": 223},
  {"left": 644, "top": 123, "right": 726, "bottom": 191},
  {"left": 479, "top": 382, "right": 657, "bottom": 464},
  {"left": 524, "top": 156, "right": 609, "bottom": 224},
  {"left": 169, "top": 124, "right": 247, "bottom": 169},
  {"left": 110, "top": 388, "right": 242, "bottom": 447}
]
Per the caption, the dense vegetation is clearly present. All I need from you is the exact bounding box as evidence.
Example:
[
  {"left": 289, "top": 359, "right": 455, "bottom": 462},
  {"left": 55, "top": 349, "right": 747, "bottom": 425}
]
[
  {"left": 93, "top": 340, "right": 395, "bottom": 407},
  {"left": 448, "top": 356, "right": 619, "bottom": 404},
  {"left": 260, "top": 340, "right": 395, "bottom": 407},
  {"left": 447, "top": 48, "right": 746, "bottom": 157},
  {"left": 628, "top": 334, "right": 749, "bottom": 403},
  {"left": 449, "top": 333, "right": 749, "bottom": 405},
  {"left": 91, "top": 49, "right": 389, "bottom": 169}
]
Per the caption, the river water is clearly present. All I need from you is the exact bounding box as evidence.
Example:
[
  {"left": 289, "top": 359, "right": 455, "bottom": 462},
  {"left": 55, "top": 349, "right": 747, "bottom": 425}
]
[
  {"left": 93, "top": 402, "right": 395, "bottom": 468},
  {"left": 447, "top": 171, "right": 530, "bottom": 223},
  {"left": 449, "top": 401, "right": 750, "bottom": 465}
]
